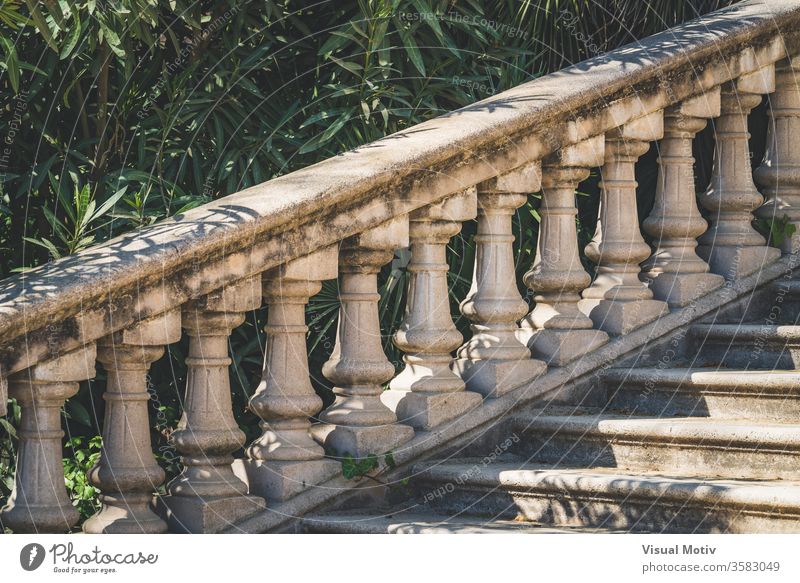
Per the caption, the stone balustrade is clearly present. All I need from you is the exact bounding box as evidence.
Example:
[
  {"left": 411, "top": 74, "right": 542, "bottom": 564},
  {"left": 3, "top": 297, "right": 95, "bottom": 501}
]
[{"left": 1, "top": 0, "right": 800, "bottom": 534}]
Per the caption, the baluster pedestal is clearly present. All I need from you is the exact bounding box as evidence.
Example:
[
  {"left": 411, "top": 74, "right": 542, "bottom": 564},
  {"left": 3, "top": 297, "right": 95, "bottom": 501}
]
[
  {"left": 698, "top": 66, "right": 781, "bottom": 278},
  {"left": 642, "top": 90, "right": 725, "bottom": 306},
  {"left": 382, "top": 190, "right": 482, "bottom": 429},
  {"left": 0, "top": 347, "right": 96, "bottom": 533},
  {"left": 164, "top": 278, "right": 266, "bottom": 533},
  {"left": 755, "top": 56, "right": 800, "bottom": 254},
  {"left": 234, "top": 248, "right": 340, "bottom": 501},
  {"left": 85, "top": 312, "right": 180, "bottom": 534},
  {"left": 579, "top": 112, "right": 669, "bottom": 334},
  {"left": 454, "top": 163, "right": 547, "bottom": 396},
  {"left": 313, "top": 217, "right": 415, "bottom": 458},
  {"left": 519, "top": 137, "right": 609, "bottom": 365}
]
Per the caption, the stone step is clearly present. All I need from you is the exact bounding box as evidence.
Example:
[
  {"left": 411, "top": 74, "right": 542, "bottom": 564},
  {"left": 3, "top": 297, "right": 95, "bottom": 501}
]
[
  {"left": 412, "top": 461, "right": 800, "bottom": 533},
  {"left": 603, "top": 368, "right": 800, "bottom": 419},
  {"left": 768, "top": 279, "right": 800, "bottom": 323},
  {"left": 301, "top": 510, "right": 609, "bottom": 534},
  {"left": 511, "top": 412, "right": 800, "bottom": 479},
  {"left": 690, "top": 324, "right": 800, "bottom": 369}
]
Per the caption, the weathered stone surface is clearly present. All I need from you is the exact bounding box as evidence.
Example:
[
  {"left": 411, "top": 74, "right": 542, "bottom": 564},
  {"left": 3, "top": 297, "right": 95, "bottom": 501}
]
[
  {"left": 316, "top": 220, "right": 414, "bottom": 457},
  {"left": 755, "top": 56, "right": 800, "bottom": 253},
  {"left": 85, "top": 311, "right": 180, "bottom": 534},
  {"left": 414, "top": 461, "right": 800, "bottom": 533},
  {"left": 383, "top": 189, "right": 482, "bottom": 430},
  {"left": 698, "top": 68, "right": 781, "bottom": 279},
  {"left": 642, "top": 90, "right": 724, "bottom": 307},
  {"left": 605, "top": 368, "right": 800, "bottom": 419},
  {"left": 233, "top": 458, "right": 339, "bottom": 503},
  {"left": 520, "top": 137, "right": 609, "bottom": 365},
  {"left": 242, "top": 247, "right": 340, "bottom": 500},
  {"left": 514, "top": 411, "right": 800, "bottom": 479},
  {"left": 162, "top": 494, "right": 266, "bottom": 534},
  {"left": 580, "top": 113, "right": 669, "bottom": 334},
  {"left": 0, "top": 345, "right": 96, "bottom": 534},
  {"left": 690, "top": 323, "right": 800, "bottom": 368},
  {"left": 163, "top": 278, "right": 265, "bottom": 532}
]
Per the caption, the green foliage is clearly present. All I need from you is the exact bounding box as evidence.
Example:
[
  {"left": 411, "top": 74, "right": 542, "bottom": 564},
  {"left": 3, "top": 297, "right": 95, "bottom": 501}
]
[
  {"left": 0, "top": 399, "right": 20, "bottom": 502},
  {"left": 340, "top": 451, "right": 396, "bottom": 480},
  {"left": 755, "top": 214, "right": 798, "bottom": 247},
  {"left": 341, "top": 454, "right": 380, "bottom": 480},
  {"left": 63, "top": 436, "right": 102, "bottom": 523}
]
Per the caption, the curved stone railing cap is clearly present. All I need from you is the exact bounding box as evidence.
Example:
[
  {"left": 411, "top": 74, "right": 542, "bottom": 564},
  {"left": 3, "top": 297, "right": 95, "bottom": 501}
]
[{"left": 1, "top": 0, "right": 799, "bottom": 376}]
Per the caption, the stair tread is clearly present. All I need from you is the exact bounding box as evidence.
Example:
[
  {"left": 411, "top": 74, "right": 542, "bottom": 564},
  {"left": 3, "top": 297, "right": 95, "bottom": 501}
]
[
  {"left": 691, "top": 323, "right": 800, "bottom": 339},
  {"left": 604, "top": 367, "right": 800, "bottom": 390},
  {"left": 413, "top": 460, "right": 800, "bottom": 507},
  {"left": 514, "top": 412, "right": 800, "bottom": 446},
  {"left": 303, "top": 510, "right": 613, "bottom": 534}
]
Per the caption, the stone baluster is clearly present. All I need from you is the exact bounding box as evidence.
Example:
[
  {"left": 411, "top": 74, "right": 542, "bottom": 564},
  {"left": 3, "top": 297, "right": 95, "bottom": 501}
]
[
  {"left": 164, "top": 277, "right": 265, "bottom": 533},
  {"left": 234, "top": 247, "right": 340, "bottom": 501},
  {"left": 382, "top": 189, "right": 482, "bottom": 429},
  {"left": 642, "top": 89, "right": 725, "bottom": 306},
  {"left": 313, "top": 217, "right": 415, "bottom": 459},
  {"left": 519, "top": 136, "right": 609, "bottom": 365},
  {"left": 698, "top": 65, "right": 781, "bottom": 277},
  {"left": 454, "top": 163, "right": 547, "bottom": 397},
  {"left": 0, "top": 346, "right": 96, "bottom": 533},
  {"left": 755, "top": 56, "right": 800, "bottom": 253},
  {"left": 83, "top": 312, "right": 180, "bottom": 534},
  {"left": 579, "top": 111, "right": 669, "bottom": 335}
]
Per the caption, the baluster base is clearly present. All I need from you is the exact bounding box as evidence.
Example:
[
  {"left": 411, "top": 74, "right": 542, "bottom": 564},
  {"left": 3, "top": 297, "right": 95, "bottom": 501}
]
[
  {"left": 578, "top": 298, "right": 668, "bottom": 336},
  {"left": 310, "top": 422, "right": 414, "bottom": 460},
  {"left": 0, "top": 501, "right": 79, "bottom": 534},
  {"left": 453, "top": 358, "right": 546, "bottom": 398},
  {"left": 645, "top": 272, "right": 725, "bottom": 308},
  {"left": 381, "top": 389, "right": 482, "bottom": 431},
  {"left": 698, "top": 244, "right": 782, "bottom": 280},
  {"left": 518, "top": 328, "right": 609, "bottom": 367},
  {"left": 161, "top": 492, "right": 265, "bottom": 534},
  {"left": 83, "top": 494, "right": 167, "bottom": 534},
  {"left": 233, "top": 457, "right": 340, "bottom": 502}
]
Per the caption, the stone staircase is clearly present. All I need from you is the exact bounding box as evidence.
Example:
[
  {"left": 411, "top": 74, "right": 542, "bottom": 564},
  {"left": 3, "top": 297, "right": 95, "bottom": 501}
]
[
  {"left": 305, "top": 304, "right": 800, "bottom": 533},
  {"left": 4, "top": 0, "right": 800, "bottom": 535}
]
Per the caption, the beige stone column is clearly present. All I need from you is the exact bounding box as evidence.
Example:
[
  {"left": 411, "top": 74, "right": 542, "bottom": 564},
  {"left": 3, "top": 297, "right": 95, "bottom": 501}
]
[
  {"left": 579, "top": 112, "right": 669, "bottom": 335},
  {"left": 313, "top": 217, "right": 415, "bottom": 458},
  {"left": 235, "top": 248, "right": 339, "bottom": 501},
  {"left": 642, "top": 90, "right": 725, "bottom": 306},
  {"left": 83, "top": 312, "right": 179, "bottom": 534},
  {"left": 0, "top": 346, "right": 95, "bottom": 533},
  {"left": 382, "top": 189, "right": 482, "bottom": 429},
  {"left": 755, "top": 56, "right": 800, "bottom": 253},
  {"left": 519, "top": 136, "right": 609, "bottom": 365},
  {"left": 165, "top": 277, "right": 265, "bottom": 533},
  {"left": 698, "top": 66, "right": 781, "bottom": 277},
  {"left": 454, "top": 163, "right": 547, "bottom": 397}
]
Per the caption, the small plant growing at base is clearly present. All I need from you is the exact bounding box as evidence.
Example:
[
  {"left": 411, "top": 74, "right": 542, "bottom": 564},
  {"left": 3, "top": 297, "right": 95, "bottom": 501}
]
[
  {"left": 337, "top": 451, "right": 398, "bottom": 480},
  {"left": 754, "top": 213, "right": 797, "bottom": 247}
]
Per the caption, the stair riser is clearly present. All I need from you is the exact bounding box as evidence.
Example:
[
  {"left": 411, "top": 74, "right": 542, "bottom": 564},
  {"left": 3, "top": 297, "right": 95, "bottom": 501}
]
[
  {"left": 513, "top": 432, "right": 800, "bottom": 480},
  {"left": 607, "top": 386, "right": 800, "bottom": 420},
  {"left": 692, "top": 343, "right": 800, "bottom": 369},
  {"left": 415, "top": 483, "right": 800, "bottom": 533}
]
